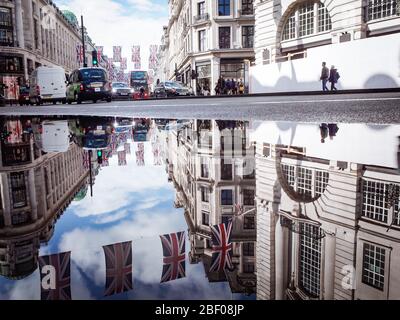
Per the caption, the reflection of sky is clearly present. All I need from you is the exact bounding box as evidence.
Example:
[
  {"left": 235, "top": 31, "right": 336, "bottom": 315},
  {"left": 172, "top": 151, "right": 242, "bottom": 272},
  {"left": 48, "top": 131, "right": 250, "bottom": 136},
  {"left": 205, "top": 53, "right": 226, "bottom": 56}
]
[{"left": 0, "top": 139, "right": 250, "bottom": 300}]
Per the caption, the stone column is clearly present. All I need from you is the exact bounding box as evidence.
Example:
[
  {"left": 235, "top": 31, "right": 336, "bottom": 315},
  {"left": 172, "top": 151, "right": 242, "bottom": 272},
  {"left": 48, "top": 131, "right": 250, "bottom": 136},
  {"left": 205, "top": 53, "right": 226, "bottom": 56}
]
[
  {"left": 15, "top": 0, "right": 25, "bottom": 48},
  {"left": 28, "top": 169, "right": 38, "bottom": 221},
  {"left": 211, "top": 56, "right": 220, "bottom": 95},
  {"left": 323, "top": 233, "right": 336, "bottom": 300},
  {"left": 275, "top": 214, "right": 288, "bottom": 300},
  {"left": 1, "top": 174, "right": 12, "bottom": 226}
]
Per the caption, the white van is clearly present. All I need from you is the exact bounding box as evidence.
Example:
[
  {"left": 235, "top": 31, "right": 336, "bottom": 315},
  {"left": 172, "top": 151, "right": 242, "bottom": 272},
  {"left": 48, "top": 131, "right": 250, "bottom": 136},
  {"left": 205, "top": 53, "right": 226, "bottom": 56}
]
[
  {"left": 32, "top": 120, "right": 70, "bottom": 153},
  {"left": 29, "top": 66, "right": 67, "bottom": 105}
]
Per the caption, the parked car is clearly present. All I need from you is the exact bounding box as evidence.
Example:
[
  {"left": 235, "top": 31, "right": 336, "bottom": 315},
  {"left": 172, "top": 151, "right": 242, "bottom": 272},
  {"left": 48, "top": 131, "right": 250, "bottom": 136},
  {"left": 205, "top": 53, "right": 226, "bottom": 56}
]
[
  {"left": 18, "top": 86, "right": 31, "bottom": 106},
  {"left": 154, "top": 81, "right": 193, "bottom": 98},
  {"left": 29, "top": 66, "right": 67, "bottom": 105},
  {"left": 66, "top": 68, "right": 112, "bottom": 104},
  {"left": 111, "top": 82, "right": 133, "bottom": 99}
]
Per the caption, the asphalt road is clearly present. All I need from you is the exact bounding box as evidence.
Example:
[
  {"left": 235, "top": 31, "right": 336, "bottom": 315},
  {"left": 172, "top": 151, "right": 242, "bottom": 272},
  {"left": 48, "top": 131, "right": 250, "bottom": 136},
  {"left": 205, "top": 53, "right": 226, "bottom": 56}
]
[{"left": 1, "top": 92, "right": 399, "bottom": 123}]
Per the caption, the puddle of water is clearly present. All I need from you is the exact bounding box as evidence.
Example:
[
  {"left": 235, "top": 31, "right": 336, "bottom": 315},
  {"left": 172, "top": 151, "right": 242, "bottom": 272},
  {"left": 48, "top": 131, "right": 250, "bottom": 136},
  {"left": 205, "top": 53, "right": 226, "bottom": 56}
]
[{"left": 0, "top": 116, "right": 399, "bottom": 300}]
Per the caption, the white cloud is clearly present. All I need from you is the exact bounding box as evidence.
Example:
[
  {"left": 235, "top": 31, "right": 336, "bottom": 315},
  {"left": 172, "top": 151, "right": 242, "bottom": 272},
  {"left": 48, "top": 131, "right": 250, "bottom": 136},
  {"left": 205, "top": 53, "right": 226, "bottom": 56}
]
[{"left": 58, "top": 0, "right": 168, "bottom": 70}]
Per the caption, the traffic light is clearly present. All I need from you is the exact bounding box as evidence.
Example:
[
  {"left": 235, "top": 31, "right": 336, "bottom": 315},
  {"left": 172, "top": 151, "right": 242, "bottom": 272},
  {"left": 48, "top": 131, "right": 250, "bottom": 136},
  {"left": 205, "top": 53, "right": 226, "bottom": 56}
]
[
  {"left": 92, "top": 50, "right": 98, "bottom": 66},
  {"left": 97, "top": 150, "right": 103, "bottom": 164}
]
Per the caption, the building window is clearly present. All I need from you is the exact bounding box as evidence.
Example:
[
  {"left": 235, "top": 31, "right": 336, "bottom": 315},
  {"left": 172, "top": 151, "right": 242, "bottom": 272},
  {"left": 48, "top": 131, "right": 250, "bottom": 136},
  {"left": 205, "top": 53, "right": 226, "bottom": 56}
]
[
  {"left": 198, "top": 30, "right": 206, "bottom": 52},
  {"left": 243, "top": 189, "right": 255, "bottom": 206},
  {"left": 367, "top": 0, "right": 399, "bottom": 21},
  {"left": 318, "top": 2, "right": 332, "bottom": 32},
  {"left": 218, "top": 0, "right": 230, "bottom": 16},
  {"left": 299, "top": 3, "right": 315, "bottom": 37},
  {"left": 241, "top": 0, "right": 254, "bottom": 15},
  {"left": 221, "top": 160, "right": 233, "bottom": 180},
  {"left": 242, "top": 26, "right": 254, "bottom": 48},
  {"left": 282, "top": 13, "right": 296, "bottom": 40},
  {"left": 282, "top": 164, "right": 295, "bottom": 187},
  {"left": 282, "top": 1, "right": 332, "bottom": 41},
  {"left": 201, "top": 187, "right": 210, "bottom": 203},
  {"left": 0, "top": 7, "right": 13, "bottom": 46},
  {"left": 219, "top": 27, "right": 231, "bottom": 49},
  {"left": 244, "top": 215, "right": 255, "bottom": 230},
  {"left": 297, "top": 167, "right": 313, "bottom": 197},
  {"left": 299, "top": 223, "right": 322, "bottom": 298},
  {"left": 362, "top": 180, "right": 389, "bottom": 223},
  {"left": 10, "top": 172, "right": 27, "bottom": 209},
  {"left": 243, "top": 242, "right": 255, "bottom": 256},
  {"left": 221, "top": 189, "right": 233, "bottom": 205},
  {"left": 202, "top": 211, "right": 210, "bottom": 226},
  {"left": 0, "top": 56, "right": 24, "bottom": 73},
  {"left": 198, "top": 1, "right": 205, "bottom": 16},
  {"left": 201, "top": 158, "right": 209, "bottom": 178},
  {"left": 243, "top": 159, "right": 255, "bottom": 179},
  {"left": 315, "top": 171, "right": 329, "bottom": 196},
  {"left": 362, "top": 243, "right": 386, "bottom": 291},
  {"left": 243, "top": 263, "right": 255, "bottom": 273}
]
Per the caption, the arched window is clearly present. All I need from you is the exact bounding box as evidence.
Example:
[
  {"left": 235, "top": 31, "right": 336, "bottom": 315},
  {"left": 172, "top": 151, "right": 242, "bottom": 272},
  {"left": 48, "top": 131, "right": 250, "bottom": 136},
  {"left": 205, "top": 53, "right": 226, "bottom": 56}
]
[{"left": 282, "top": 1, "right": 332, "bottom": 41}]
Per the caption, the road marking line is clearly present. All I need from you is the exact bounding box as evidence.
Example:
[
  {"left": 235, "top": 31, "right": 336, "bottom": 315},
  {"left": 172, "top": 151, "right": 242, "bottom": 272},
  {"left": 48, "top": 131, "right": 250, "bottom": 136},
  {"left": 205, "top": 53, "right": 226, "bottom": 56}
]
[{"left": 252, "top": 97, "right": 400, "bottom": 105}]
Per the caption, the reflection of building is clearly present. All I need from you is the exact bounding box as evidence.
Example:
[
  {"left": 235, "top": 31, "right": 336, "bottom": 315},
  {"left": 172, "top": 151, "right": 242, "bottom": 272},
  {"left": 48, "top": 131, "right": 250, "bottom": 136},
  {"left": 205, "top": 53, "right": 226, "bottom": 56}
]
[
  {"left": 155, "top": 0, "right": 255, "bottom": 95},
  {"left": 0, "top": 119, "right": 89, "bottom": 279},
  {"left": 254, "top": 128, "right": 400, "bottom": 300},
  {"left": 164, "top": 119, "right": 257, "bottom": 295}
]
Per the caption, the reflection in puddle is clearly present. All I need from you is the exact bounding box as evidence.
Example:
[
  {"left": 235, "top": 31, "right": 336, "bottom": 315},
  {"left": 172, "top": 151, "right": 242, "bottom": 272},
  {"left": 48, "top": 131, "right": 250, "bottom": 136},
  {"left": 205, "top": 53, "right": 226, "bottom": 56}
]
[{"left": 0, "top": 116, "right": 399, "bottom": 300}]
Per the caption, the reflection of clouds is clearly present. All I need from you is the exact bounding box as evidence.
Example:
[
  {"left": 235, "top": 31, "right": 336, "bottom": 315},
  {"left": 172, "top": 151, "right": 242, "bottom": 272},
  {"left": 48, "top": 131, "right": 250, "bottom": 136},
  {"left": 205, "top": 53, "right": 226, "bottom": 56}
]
[
  {"left": 94, "top": 210, "right": 129, "bottom": 224},
  {"left": 71, "top": 156, "right": 168, "bottom": 218},
  {"left": 58, "top": 209, "right": 186, "bottom": 287},
  {"left": 57, "top": 208, "right": 233, "bottom": 300}
]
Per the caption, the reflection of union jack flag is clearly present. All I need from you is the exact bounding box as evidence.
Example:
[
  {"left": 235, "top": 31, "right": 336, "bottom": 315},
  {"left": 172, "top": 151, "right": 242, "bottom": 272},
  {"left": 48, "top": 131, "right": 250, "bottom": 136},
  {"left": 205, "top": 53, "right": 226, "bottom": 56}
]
[
  {"left": 83, "top": 151, "right": 90, "bottom": 169},
  {"left": 118, "top": 150, "right": 127, "bottom": 166},
  {"left": 136, "top": 151, "right": 144, "bottom": 166},
  {"left": 39, "top": 252, "right": 71, "bottom": 300},
  {"left": 134, "top": 62, "right": 141, "bottom": 70},
  {"left": 160, "top": 232, "right": 186, "bottom": 283},
  {"left": 103, "top": 241, "right": 133, "bottom": 296},
  {"left": 118, "top": 133, "right": 128, "bottom": 144},
  {"left": 138, "top": 143, "right": 144, "bottom": 152},
  {"left": 124, "top": 143, "right": 131, "bottom": 154},
  {"left": 210, "top": 221, "right": 234, "bottom": 272},
  {"left": 101, "top": 157, "right": 109, "bottom": 167}
]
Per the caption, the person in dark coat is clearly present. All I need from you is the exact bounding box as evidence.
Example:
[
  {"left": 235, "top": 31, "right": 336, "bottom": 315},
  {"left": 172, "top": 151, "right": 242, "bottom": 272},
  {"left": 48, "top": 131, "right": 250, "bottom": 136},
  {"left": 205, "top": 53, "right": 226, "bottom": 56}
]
[
  {"left": 320, "top": 123, "right": 329, "bottom": 143},
  {"left": 329, "top": 65, "right": 340, "bottom": 91},
  {"left": 320, "top": 62, "right": 330, "bottom": 92}
]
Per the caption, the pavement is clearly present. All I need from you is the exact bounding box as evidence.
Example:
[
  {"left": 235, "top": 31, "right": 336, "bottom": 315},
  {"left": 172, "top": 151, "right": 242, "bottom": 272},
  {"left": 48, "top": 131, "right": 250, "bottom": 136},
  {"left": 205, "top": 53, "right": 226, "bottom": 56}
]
[{"left": 0, "top": 91, "right": 399, "bottom": 124}]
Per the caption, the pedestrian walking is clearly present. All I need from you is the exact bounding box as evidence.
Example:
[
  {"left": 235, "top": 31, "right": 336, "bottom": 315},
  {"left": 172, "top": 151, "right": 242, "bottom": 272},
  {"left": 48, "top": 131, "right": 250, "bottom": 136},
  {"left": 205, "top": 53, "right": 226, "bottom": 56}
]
[
  {"left": 239, "top": 80, "right": 245, "bottom": 94},
  {"left": 328, "top": 123, "right": 339, "bottom": 140},
  {"left": 320, "top": 123, "right": 329, "bottom": 143},
  {"left": 320, "top": 62, "right": 330, "bottom": 92},
  {"left": 329, "top": 66, "right": 340, "bottom": 91}
]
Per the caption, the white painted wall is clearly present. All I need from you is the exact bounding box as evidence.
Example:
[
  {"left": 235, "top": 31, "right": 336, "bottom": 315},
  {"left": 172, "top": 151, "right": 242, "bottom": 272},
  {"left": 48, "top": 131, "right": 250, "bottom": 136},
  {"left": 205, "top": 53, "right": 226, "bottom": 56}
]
[{"left": 250, "top": 33, "right": 400, "bottom": 93}]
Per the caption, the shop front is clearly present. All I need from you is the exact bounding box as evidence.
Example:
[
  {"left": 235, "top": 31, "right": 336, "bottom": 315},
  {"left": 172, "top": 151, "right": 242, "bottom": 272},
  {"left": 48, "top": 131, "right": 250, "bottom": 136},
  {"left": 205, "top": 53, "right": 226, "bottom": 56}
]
[
  {"left": 219, "top": 59, "right": 249, "bottom": 94},
  {"left": 0, "top": 53, "right": 25, "bottom": 100},
  {"left": 195, "top": 61, "right": 211, "bottom": 96}
]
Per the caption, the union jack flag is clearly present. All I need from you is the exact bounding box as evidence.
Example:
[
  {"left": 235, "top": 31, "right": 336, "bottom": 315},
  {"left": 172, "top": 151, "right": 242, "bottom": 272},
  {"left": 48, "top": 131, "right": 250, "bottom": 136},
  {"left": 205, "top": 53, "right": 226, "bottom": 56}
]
[
  {"left": 103, "top": 241, "right": 133, "bottom": 296},
  {"left": 83, "top": 151, "right": 90, "bottom": 169},
  {"left": 132, "top": 45, "right": 141, "bottom": 63},
  {"left": 136, "top": 151, "right": 145, "bottom": 166},
  {"left": 95, "top": 46, "right": 103, "bottom": 63},
  {"left": 113, "top": 46, "right": 122, "bottom": 62},
  {"left": 134, "top": 62, "right": 141, "bottom": 70},
  {"left": 210, "top": 221, "right": 234, "bottom": 272},
  {"left": 160, "top": 231, "right": 186, "bottom": 283},
  {"left": 118, "top": 150, "right": 127, "bottom": 166},
  {"left": 76, "top": 44, "right": 83, "bottom": 63},
  {"left": 120, "top": 57, "right": 128, "bottom": 70},
  {"left": 39, "top": 252, "right": 71, "bottom": 300}
]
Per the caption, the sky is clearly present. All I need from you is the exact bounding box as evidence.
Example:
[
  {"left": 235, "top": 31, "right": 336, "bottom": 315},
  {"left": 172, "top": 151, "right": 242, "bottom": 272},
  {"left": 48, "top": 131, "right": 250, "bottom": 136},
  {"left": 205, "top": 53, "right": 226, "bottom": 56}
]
[{"left": 56, "top": 0, "right": 169, "bottom": 71}]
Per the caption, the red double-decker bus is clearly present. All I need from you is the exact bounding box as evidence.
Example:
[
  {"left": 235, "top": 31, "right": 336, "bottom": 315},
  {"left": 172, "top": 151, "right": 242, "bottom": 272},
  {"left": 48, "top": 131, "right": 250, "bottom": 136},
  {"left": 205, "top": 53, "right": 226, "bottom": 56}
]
[{"left": 130, "top": 71, "right": 150, "bottom": 100}]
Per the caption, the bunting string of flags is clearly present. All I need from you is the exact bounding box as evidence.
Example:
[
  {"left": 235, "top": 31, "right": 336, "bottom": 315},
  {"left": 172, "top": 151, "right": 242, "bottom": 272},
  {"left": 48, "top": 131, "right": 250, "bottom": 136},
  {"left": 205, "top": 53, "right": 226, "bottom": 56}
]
[{"left": 38, "top": 220, "right": 234, "bottom": 300}]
